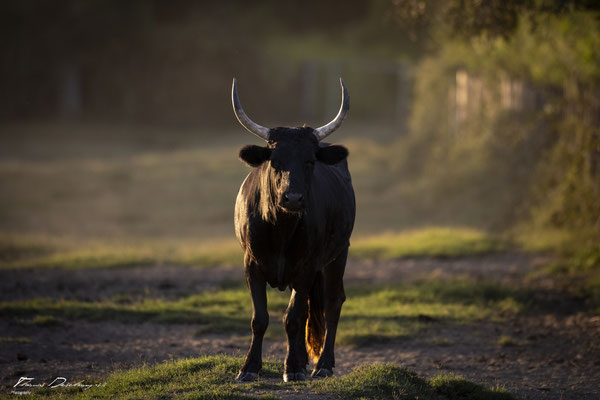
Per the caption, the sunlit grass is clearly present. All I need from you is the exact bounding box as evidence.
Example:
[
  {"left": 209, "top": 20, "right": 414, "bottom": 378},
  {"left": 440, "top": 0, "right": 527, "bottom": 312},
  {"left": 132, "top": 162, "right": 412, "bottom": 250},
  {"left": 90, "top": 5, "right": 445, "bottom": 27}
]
[
  {"left": 1, "top": 227, "right": 507, "bottom": 270},
  {"left": 0, "top": 234, "right": 242, "bottom": 269},
  {"left": 513, "top": 226, "right": 574, "bottom": 253},
  {"left": 315, "top": 363, "right": 514, "bottom": 400},
  {"left": 0, "top": 280, "right": 530, "bottom": 343},
  {"left": 338, "top": 280, "right": 527, "bottom": 345},
  {"left": 31, "top": 314, "right": 65, "bottom": 327},
  {"left": 496, "top": 335, "right": 529, "bottom": 347},
  {"left": 0, "top": 336, "right": 32, "bottom": 343},
  {"left": 350, "top": 227, "right": 507, "bottom": 260},
  {"left": 6, "top": 354, "right": 514, "bottom": 399},
  {"left": 513, "top": 226, "right": 600, "bottom": 312},
  {"left": 0, "top": 285, "right": 288, "bottom": 335}
]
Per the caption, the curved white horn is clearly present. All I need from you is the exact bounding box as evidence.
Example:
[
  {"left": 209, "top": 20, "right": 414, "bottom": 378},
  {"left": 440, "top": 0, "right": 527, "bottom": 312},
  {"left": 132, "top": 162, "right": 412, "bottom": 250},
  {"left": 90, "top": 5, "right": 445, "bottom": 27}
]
[
  {"left": 231, "top": 78, "right": 270, "bottom": 140},
  {"left": 313, "top": 78, "right": 350, "bottom": 141}
]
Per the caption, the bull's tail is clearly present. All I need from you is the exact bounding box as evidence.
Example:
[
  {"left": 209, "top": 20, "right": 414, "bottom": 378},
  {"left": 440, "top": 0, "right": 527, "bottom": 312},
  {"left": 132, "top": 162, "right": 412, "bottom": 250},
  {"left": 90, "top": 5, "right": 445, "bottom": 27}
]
[{"left": 306, "top": 272, "right": 325, "bottom": 363}]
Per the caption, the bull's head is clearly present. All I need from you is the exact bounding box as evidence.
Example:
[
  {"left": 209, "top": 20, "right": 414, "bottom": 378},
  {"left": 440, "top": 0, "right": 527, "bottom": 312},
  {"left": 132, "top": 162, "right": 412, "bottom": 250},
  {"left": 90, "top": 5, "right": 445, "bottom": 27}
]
[{"left": 232, "top": 78, "right": 349, "bottom": 213}]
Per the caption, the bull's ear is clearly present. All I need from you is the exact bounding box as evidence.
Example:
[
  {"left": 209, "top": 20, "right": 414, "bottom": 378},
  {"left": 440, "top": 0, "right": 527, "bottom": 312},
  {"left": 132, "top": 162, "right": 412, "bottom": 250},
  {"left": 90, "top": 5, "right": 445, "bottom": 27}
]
[
  {"left": 316, "top": 145, "right": 348, "bottom": 165},
  {"left": 239, "top": 145, "right": 272, "bottom": 167}
]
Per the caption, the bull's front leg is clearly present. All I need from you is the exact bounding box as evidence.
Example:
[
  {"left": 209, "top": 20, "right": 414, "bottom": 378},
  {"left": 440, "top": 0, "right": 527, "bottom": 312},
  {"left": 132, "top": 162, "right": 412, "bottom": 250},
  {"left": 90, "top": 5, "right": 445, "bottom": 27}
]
[
  {"left": 236, "top": 261, "right": 268, "bottom": 382},
  {"left": 283, "top": 288, "right": 308, "bottom": 382}
]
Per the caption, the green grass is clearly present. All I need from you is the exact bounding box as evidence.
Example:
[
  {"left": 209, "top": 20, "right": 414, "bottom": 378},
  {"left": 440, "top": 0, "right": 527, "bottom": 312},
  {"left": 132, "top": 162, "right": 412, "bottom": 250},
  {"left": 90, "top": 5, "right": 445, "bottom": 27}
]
[
  {"left": 0, "top": 336, "right": 32, "bottom": 343},
  {"left": 0, "top": 280, "right": 530, "bottom": 343},
  {"left": 1, "top": 227, "right": 507, "bottom": 270},
  {"left": 513, "top": 227, "right": 575, "bottom": 254},
  {"left": 496, "top": 335, "right": 529, "bottom": 347},
  {"left": 350, "top": 227, "right": 507, "bottom": 260},
  {"left": 514, "top": 226, "right": 600, "bottom": 312},
  {"left": 31, "top": 314, "right": 65, "bottom": 327},
  {"left": 2, "top": 355, "right": 514, "bottom": 399},
  {"left": 338, "top": 280, "right": 527, "bottom": 345},
  {"left": 0, "top": 235, "right": 243, "bottom": 270},
  {"left": 0, "top": 285, "right": 289, "bottom": 335},
  {"left": 428, "top": 337, "right": 454, "bottom": 346},
  {"left": 315, "top": 363, "right": 513, "bottom": 400}
]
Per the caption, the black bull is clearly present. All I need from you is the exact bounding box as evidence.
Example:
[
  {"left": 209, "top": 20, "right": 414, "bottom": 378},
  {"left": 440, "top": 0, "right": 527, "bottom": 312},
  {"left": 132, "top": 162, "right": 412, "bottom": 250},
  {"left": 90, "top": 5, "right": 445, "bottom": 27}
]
[{"left": 232, "top": 79, "right": 355, "bottom": 382}]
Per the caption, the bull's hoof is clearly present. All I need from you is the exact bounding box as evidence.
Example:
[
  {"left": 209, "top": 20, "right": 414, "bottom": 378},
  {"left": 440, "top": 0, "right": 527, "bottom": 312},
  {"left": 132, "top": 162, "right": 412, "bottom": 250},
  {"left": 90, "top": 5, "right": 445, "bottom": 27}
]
[
  {"left": 311, "top": 368, "right": 333, "bottom": 378},
  {"left": 235, "top": 371, "right": 258, "bottom": 382},
  {"left": 283, "top": 372, "right": 306, "bottom": 382}
]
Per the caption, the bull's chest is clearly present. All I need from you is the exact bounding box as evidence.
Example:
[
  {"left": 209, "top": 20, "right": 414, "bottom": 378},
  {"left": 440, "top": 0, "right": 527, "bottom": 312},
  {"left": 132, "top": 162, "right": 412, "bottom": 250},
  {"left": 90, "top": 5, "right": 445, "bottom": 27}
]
[{"left": 249, "top": 221, "right": 315, "bottom": 291}]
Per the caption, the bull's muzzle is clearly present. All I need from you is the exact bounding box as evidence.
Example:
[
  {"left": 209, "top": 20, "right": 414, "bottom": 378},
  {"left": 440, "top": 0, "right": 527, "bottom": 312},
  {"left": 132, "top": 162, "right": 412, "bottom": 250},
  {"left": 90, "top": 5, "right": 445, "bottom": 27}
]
[{"left": 280, "top": 192, "right": 304, "bottom": 212}]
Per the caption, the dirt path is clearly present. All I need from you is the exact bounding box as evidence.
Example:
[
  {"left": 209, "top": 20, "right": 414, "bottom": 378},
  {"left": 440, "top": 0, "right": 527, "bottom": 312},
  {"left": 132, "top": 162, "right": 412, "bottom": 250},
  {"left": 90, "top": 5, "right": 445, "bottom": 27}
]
[{"left": 1, "top": 255, "right": 599, "bottom": 399}]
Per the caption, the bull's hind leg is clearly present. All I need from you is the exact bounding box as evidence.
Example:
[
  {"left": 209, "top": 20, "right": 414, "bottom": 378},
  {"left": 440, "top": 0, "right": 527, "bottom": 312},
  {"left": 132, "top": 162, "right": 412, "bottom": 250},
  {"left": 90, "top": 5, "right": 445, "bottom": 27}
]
[
  {"left": 298, "top": 315, "right": 309, "bottom": 372},
  {"left": 312, "top": 247, "right": 347, "bottom": 378},
  {"left": 236, "top": 261, "right": 268, "bottom": 382},
  {"left": 283, "top": 288, "right": 309, "bottom": 382}
]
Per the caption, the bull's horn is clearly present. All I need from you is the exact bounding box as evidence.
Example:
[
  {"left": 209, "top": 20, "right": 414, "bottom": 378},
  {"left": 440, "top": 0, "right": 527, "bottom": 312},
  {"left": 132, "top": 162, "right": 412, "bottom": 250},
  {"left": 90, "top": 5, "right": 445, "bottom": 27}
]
[
  {"left": 313, "top": 78, "right": 349, "bottom": 141},
  {"left": 232, "top": 78, "right": 270, "bottom": 140}
]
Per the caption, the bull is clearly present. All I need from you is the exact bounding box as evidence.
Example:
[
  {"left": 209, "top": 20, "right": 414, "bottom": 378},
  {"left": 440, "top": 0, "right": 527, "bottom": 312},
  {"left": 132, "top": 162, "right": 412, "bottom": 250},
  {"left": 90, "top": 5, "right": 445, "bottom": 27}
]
[{"left": 232, "top": 78, "right": 355, "bottom": 382}]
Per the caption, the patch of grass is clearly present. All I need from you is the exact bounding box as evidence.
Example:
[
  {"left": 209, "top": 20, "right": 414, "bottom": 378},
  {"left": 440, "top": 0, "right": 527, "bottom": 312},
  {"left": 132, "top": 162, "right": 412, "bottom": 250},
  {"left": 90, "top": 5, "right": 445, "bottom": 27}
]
[
  {"left": 0, "top": 336, "right": 32, "bottom": 343},
  {"left": 0, "top": 286, "right": 291, "bottom": 335},
  {"left": 10, "top": 246, "right": 157, "bottom": 270},
  {"left": 496, "top": 335, "right": 527, "bottom": 347},
  {"left": 0, "top": 279, "right": 530, "bottom": 344},
  {"left": 6, "top": 355, "right": 514, "bottom": 399},
  {"left": 31, "top": 314, "right": 65, "bottom": 327},
  {"left": 111, "top": 293, "right": 134, "bottom": 305},
  {"left": 315, "top": 363, "right": 514, "bottom": 400},
  {"left": 0, "top": 235, "right": 243, "bottom": 270},
  {"left": 429, "top": 336, "right": 454, "bottom": 346},
  {"left": 10, "top": 355, "right": 282, "bottom": 399},
  {"left": 515, "top": 227, "right": 600, "bottom": 313},
  {"left": 0, "top": 235, "right": 53, "bottom": 263},
  {"left": 497, "top": 336, "right": 514, "bottom": 347},
  {"left": 1, "top": 227, "right": 507, "bottom": 270},
  {"left": 338, "top": 280, "right": 529, "bottom": 346},
  {"left": 513, "top": 227, "right": 574, "bottom": 253},
  {"left": 350, "top": 227, "right": 507, "bottom": 260},
  {"left": 428, "top": 373, "right": 513, "bottom": 400}
]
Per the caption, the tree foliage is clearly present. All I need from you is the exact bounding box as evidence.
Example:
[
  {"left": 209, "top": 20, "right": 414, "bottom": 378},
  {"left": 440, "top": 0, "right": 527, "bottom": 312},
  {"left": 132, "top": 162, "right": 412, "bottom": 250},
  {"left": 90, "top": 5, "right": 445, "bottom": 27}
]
[
  {"left": 405, "top": 9, "right": 599, "bottom": 265},
  {"left": 385, "top": 0, "right": 600, "bottom": 41}
]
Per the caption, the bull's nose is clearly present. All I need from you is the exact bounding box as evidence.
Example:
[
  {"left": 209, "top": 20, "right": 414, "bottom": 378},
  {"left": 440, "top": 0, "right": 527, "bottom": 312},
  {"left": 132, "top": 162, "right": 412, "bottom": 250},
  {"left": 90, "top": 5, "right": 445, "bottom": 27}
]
[{"left": 282, "top": 192, "right": 304, "bottom": 210}]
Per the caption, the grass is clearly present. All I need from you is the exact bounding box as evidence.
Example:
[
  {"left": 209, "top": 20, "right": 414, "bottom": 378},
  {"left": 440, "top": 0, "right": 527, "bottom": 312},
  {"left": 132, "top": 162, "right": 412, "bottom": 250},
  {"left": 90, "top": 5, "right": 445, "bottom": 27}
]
[
  {"left": 429, "top": 337, "right": 454, "bottom": 346},
  {"left": 315, "top": 363, "right": 513, "bottom": 400},
  {"left": 350, "top": 227, "right": 507, "bottom": 260},
  {"left": 0, "top": 336, "right": 32, "bottom": 343},
  {"left": 0, "top": 235, "right": 243, "bottom": 270},
  {"left": 0, "top": 227, "right": 506, "bottom": 270},
  {"left": 0, "top": 285, "right": 288, "bottom": 334},
  {"left": 3, "top": 354, "right": 514, "bottom": 399},
  {"left": 338, "top": 280, "right": 528, "bottom": 346},
  {"left": 514, "top": 226, "right": 600, "bottom": 312},
  {"left": 31, "top": 314, "right": 65, "bottom": 327},
  {"left": 0, "top": 279, "right": 531, "bottom": 343},
  {"left": 496, "top": 335, "right": 529, "bottom": 347}
]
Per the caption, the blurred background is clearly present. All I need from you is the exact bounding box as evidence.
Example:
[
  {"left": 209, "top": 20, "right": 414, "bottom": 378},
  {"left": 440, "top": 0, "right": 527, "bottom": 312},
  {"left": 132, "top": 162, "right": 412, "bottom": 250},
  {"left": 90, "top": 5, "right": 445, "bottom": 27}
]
[{"left": 0, "top": 0, "right": 598, "bottom": 275}]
